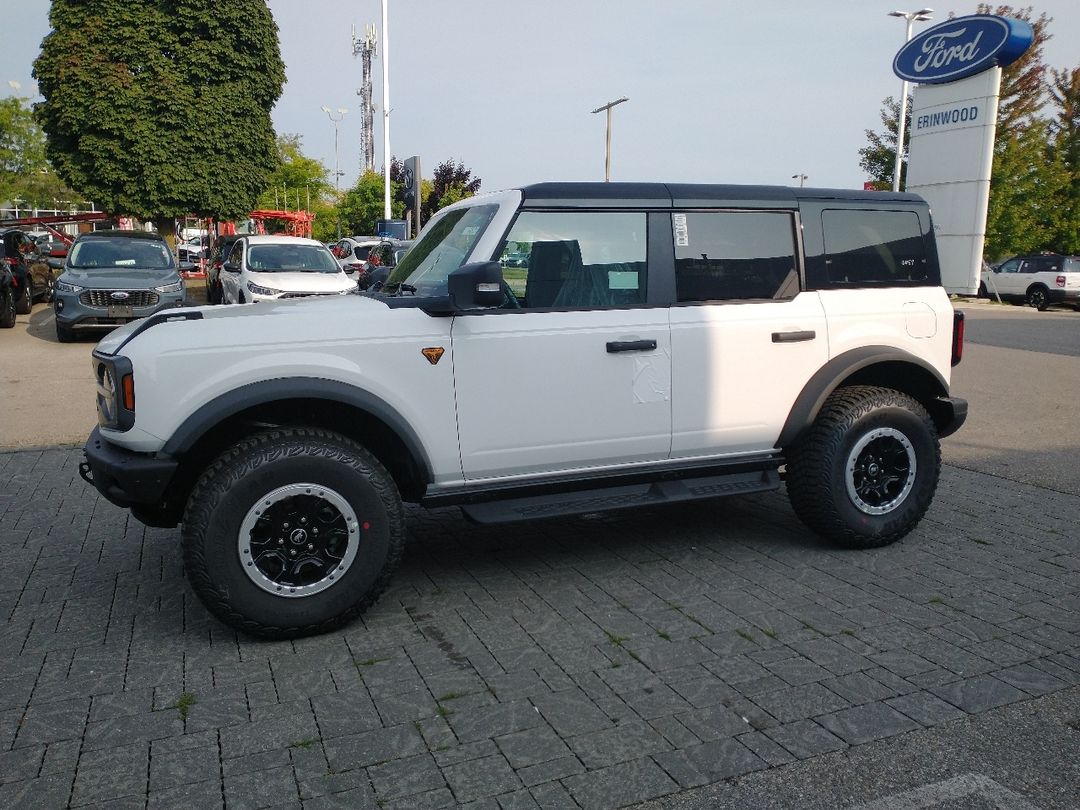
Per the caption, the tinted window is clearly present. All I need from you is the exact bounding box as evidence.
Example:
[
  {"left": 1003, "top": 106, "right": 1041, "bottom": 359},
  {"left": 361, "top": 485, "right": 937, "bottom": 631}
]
[
  {"left": 497, "top": 211, "right": 647, "bottom": 309},
  {"left": 822, "top": 210, "right": 930, "bottom": 286},
  {"left": 998, "top": 259, "right": 1021, "bottom": 273},
  {"left": 673, "top": 211, "right": 798, "bottom": 302}
]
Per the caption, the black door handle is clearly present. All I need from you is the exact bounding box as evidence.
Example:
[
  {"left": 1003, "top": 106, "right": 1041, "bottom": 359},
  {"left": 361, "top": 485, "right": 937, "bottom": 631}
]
[
  {"left": 606, "top": 339, "right": 657, "bottom": 353},
  {"left": 771, "top": 330, "right": 816, "bottom": 343}
]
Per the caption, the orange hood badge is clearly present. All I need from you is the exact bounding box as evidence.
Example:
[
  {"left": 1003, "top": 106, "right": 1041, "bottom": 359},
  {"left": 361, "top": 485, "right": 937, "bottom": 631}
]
[{"left": 421, "top": 347, "right": 445, "bottom": 365}]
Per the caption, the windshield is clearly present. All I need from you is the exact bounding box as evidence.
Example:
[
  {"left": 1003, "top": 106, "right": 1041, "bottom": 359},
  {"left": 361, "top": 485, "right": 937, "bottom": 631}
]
[
  {"left": 68, "top": 238, "right": 174, "bottom": 269},
  {"left": 383, "top": 205, "right": 497, "bottom": 295},
  {"left": 247, "top": 243, "right": 341, "bottom": 273}
]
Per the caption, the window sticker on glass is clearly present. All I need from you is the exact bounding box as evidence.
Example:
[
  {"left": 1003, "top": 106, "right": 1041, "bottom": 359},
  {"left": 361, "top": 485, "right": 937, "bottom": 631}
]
[
  {"left": 673, "top": 213, "right": 689, "bottom": 247},
  {"left": 608, "top": 271, "right": 639, "bottom": 290}
]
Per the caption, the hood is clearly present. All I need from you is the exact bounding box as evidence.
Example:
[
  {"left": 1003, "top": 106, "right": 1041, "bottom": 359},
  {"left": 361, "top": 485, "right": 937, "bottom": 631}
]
[
  {"left": 249, "top": 270, "right": 354, "bottom": 294},
  {"left": 61, "top": 266, "right": 180, "bottom": 288}
]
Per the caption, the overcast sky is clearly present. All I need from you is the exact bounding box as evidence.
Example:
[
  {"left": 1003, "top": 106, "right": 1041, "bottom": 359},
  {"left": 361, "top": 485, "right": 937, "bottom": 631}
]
[{"left": 4, "top": 1, "right": 1078, "bottom": 196}]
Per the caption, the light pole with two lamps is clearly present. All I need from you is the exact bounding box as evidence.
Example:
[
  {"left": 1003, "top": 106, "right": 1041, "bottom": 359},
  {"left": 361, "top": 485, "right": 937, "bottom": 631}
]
[
  {"left": 791, "top": 173, "right": 808, "bottom": 188},
  {"left": 888, "top": 8, "right": 933, "bottom": 192},
  {"left": 321, "top": 106, "right": 348, "bottom": 238}
]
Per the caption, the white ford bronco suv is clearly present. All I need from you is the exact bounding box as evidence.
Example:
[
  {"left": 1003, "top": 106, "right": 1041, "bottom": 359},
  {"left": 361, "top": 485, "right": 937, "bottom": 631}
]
[{"left": 81, "top": 183, "right": 967, "bottom": 638}]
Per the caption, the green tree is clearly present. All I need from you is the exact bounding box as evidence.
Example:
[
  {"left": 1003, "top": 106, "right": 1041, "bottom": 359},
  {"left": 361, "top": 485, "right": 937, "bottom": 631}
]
[
  {"left": 0, "top": 96, "right": 82, "bottom": 209},
  {"left": 33, "top": 0, "right": 285, "bottom": 230},
  {"left": 421, "top": 160, "right": 481, "bottom": 225},
  {"left": 337, "top": 171, "right": 404, "bottom": 236},
  {"left": 257, "top": 134, "right": 331, "bottom": 211},
  {"left": 1048, "top": 66, "right": 1080, "bottom": 253},
  {"left": 858, "top": 96, "right": 906, "bottom": 190}
]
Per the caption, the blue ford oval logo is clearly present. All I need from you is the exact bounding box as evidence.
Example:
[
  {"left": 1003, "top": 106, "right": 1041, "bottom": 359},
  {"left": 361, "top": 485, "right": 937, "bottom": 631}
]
[
  {"left": 893, "top": 15, "right": 1032, "bottom": 85},
  {"left": 110, "top": 291, "right": 130, "bottom": 301}
]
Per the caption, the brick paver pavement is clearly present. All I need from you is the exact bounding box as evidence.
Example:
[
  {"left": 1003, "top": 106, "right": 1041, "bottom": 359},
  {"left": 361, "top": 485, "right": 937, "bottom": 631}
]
[{"left": 1, "top": 447, "right": 1077, "bottom": 809}]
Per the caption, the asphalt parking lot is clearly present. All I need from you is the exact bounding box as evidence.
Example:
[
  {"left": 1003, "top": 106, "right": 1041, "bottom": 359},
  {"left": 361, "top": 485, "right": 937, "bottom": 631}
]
[{"left": 0, "top": 299, "right": 1078, "bottom": 809}]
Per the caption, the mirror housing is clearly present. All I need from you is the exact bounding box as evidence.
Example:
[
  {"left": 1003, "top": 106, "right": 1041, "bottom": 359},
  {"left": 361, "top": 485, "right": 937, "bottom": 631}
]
[
  {"left": 223, "top": 262, "right": 240, "bottom": 273},
  {"left": 447, "top": 261, "right": 505, "bottom": 311},
  {"left": 178, "top": 261, "right": 196, "bottom": 273}
]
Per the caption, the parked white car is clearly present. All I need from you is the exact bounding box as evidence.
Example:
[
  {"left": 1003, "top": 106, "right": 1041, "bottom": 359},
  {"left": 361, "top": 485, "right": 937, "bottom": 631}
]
[
  {"left": 219, "top": 235, "right": 356, "bottom": 303},
  {"left": 980, "top": 253, "right": 1080, "bottom": 310}
]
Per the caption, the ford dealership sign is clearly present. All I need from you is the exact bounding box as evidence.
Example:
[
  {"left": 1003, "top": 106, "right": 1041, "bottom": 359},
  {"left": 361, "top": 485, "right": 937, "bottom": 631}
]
[{"left": 893, "top": 15, "right": 1033, "bottom": 85}]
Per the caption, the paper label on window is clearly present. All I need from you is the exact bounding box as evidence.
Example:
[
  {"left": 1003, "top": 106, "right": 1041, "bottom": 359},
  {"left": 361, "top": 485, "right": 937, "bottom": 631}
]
[
  {"left": 608, "top": 271, "right": 638, "bottom": 290},
  {"left": 672, "top": 213, "right": 689, "bottom": 247}
]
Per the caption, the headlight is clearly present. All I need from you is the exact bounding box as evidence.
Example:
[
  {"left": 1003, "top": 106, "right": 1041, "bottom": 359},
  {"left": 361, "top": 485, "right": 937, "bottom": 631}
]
[
  {"left": 154, "top": 280, "right": 184, "bottom": 294},
  {"left": 93, "top": 352, "right": 135, "bottom": 431},
  {"left": 246, "top": 281, "right": 280, "bottom": 297},
  {"left": 56, "top": 280, "right": 83, "bottom": 293}
]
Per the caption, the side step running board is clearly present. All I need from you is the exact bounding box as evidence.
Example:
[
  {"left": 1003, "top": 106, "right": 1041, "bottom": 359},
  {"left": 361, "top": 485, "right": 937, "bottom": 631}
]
[{"left": 461, "top": 469, "right": 780, "bottom": 524}]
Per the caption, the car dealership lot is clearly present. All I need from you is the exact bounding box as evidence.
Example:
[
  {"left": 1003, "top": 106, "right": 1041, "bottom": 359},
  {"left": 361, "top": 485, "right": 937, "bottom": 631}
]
[{"left": 0, "top": 300, "right": 1078, "bottom": 809}]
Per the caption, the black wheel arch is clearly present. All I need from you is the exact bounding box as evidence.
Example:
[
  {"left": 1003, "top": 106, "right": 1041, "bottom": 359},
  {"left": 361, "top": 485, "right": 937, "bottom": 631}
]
[
  {"left": 778, "top": 346, "right": 952, "bottom": 450},
  {"left": 155, "top": 379, "right": 433, "bottom": 526}
]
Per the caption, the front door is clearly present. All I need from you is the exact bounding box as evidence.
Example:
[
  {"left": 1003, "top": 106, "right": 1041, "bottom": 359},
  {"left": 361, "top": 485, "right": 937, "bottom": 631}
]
[{"left": 451, "top": 210, "right": 671, "bottom": 481}]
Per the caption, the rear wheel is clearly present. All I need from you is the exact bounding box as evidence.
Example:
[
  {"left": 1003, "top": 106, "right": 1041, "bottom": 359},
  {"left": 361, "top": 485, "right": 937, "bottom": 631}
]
[
  {"left": 182, "top": 428, "right": 405, "bottom": 638},
  {"left": 786, "top": 386, "right": 940, "bottom": 548},
  {"left": 1027, "top": 285, "right": 1049, "bottom": 311}
]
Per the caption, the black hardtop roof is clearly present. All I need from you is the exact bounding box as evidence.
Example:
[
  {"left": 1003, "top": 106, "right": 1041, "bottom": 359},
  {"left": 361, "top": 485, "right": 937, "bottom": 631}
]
[
  {"left": 77, "top": 229, "right": 166, "bottom": 241},
  {"left": 518, "top": 182, "right": 925, "bottom": 209}
]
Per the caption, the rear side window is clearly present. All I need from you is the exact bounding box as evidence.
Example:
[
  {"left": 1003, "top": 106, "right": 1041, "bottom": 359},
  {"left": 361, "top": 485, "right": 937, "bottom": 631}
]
[
  {"left": 822, "top": 209, "right": 930, "bottom": 286},
  {"left": 673, "top": 211, "right": 799, "bottom": 302}
]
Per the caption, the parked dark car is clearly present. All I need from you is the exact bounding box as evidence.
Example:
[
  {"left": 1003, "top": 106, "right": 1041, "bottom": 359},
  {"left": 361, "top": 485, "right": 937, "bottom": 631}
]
[
  {"left": 0, "top": 228, "right": 38, "bottom": 313},
  {"left": 358, "top": 238, "right": 413, "bottom": 290},
  {"left": 204, "top": 234, "right": 244, "bottom": 304},
  {"left": 0, "top": 261, "right": 16, "bottom": 328}
]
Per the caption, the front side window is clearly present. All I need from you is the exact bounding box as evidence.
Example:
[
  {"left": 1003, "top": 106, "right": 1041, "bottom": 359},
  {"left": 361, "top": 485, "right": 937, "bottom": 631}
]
[
  {"left": 496, "top": 211, "right": 647, "bottom": 309},
  {"left": 68, "top": 238, "right": 174, "bottom": 269},
  {"left": 997, "top": 259, "right": 1021, "bottom": 273},
  {"left": 822, "top": 209, "right": 931, "bottom": 286},
  {"left": 246, "top": 243, "right": 341, "bottom": 273},
  {"left": 673, "top": 211, "right": 799, "bottom": 302},
  {"left": 384, "top": 205, "right": 497, "bottom": 295}
]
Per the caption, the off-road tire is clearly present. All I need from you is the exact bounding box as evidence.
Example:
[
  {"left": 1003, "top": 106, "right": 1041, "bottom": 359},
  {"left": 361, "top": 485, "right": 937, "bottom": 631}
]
[
  {"left": 785, "top": 385, "right": 940, "bottom": 549},
  {"left": 182, "top": 427, "right": 406, "bottom": 639},
  {"left": 0, "top": 287, "right": 15, "bottom": 328}
]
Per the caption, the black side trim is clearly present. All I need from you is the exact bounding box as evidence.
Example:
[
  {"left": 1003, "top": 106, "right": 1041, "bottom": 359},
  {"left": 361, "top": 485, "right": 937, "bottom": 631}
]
[
  {"left": 422, "top": 453, "right": 782, "bottom": 508},
  {"left": 161, "top": 378, "right": 433, "bottom": 482},
  {"left": 777, "top": 346, "right": 949, "bottom": 449},
  {"left": 109, "top": 309, "right": 204, "bottom": 354}
]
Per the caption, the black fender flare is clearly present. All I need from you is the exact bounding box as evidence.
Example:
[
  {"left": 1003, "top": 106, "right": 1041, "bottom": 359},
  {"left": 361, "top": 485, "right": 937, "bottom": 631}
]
[
  {"left": 777, "top": 346, "right": 949, "bottom": 449},
  {"left": 162, "top": 377, "right": 434, "bottom": 482}
]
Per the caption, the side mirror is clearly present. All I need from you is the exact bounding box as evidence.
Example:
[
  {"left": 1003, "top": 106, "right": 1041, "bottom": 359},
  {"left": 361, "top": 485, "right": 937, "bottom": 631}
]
[
  {"left": 447, "top": 261, "right": 505, "bottom": 310},
  {"left": 223, "top": 262, "right": 240, "bottom": 273},
  {"left": 178, "top": 261, "right": 196, "bottom": 273}
]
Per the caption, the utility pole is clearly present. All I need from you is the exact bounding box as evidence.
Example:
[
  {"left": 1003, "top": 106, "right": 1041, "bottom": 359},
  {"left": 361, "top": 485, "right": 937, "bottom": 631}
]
[
  {"left": 381, "top": 0, "right": 391, "bottom": 219},
  {"left": 590, "top": 97, "right": 629, "bottom": 182},
  {"left": 889, "top": 9, "right": 934, "bottom": 192}
]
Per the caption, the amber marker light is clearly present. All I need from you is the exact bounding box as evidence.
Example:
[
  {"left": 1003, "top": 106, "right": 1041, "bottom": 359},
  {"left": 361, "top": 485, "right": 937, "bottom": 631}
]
[{"left": 122, "top": 375, "right": 136, "bottom": 411}]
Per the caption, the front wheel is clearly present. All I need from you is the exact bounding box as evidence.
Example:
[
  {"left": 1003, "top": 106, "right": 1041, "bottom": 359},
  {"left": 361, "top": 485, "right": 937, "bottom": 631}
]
[
  {"left": 15, "top": 279, "right": 32, "bottom": 314},
  {"left": 0, "top": 287, "right": 15, "bottom": 328},
  {"left": 182, "top": 427, "right": 405, "bottom": 638},
  {"left": 785, "top": 386, "right": 940, "bottom": 549}
]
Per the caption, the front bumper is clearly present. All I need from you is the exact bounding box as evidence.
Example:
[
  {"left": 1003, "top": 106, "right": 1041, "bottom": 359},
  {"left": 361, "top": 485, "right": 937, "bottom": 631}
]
[
  {"left": 55, "top": 292, "right": 188, "bottom": 329},
  {"left": 81, "top": 426, "right": 179, "bottom": 510}
]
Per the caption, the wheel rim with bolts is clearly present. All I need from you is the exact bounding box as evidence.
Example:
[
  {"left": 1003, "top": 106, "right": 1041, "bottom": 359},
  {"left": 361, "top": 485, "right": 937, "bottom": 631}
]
[
  {"left": 238, "top": 483, "right": 362, "bottom": 597},
  {"left": 845, "top": 427, "right": 917, "bottom": 515},
  {"left": 1030, "top": 290, "right": 1045, "bottom": 309}
]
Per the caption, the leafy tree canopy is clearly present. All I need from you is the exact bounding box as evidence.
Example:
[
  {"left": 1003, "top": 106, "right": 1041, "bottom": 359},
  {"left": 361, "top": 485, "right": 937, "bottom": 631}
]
[
  {"left": 0, "top": 96, "right": 82, "bottom": 209},
  {"left": 33, "top": 0, "right": 286, "bottom": 224},
  {"left": 257, "top": 134, "right": 331, "bottom": 211}
]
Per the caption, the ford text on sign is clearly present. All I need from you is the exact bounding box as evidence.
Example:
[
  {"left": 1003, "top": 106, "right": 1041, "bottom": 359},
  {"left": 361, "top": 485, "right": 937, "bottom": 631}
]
[{"left": 893, "top": 15, "right": 1032, "bottom": 85}]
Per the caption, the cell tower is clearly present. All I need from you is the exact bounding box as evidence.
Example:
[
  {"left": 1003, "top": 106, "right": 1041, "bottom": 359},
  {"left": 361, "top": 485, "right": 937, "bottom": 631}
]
[{"left": 352, "top": 24, "right": 378, "bottom": 174}]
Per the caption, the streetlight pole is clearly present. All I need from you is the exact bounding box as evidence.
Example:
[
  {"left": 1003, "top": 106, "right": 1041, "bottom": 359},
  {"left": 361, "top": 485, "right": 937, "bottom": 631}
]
[
  {"left": 791, "top": 173, "right": 808, "bottom": 188},
  {"left": 889, "top": 8, "right": 933, "bottom": 192},
  {"left": 590, "top": 97, "right": 629, "bottom": 182},
  {"left": 321, "top": 105, "right": 348, "bottom": 238}
]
